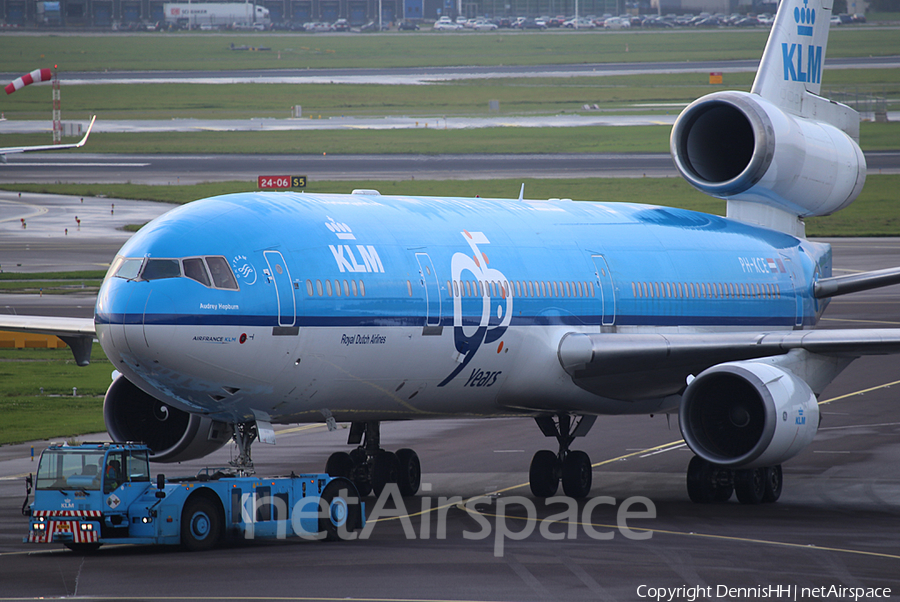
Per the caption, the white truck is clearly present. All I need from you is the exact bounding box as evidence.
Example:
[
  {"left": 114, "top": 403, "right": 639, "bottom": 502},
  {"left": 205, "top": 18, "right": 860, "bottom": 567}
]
[{"left": 164, "top": 2, "right": 271, "bottom": 29}]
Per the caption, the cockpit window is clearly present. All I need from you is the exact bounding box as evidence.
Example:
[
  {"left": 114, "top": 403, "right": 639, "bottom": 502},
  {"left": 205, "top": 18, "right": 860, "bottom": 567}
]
[
  {"left": 142, "top": 259, "right": 182, "bottom": 281},
  {"left": 111, "top": 255, "right": 238, "bottom": 291},
  {"left": 114, "top": 258, "right": 143, "bottom": 280},
  {"left": 183, "top": 257, "right": 211, "bottom": 287},
  {"left": 206, "top": 256, "right": 239, "bottom": 290}
]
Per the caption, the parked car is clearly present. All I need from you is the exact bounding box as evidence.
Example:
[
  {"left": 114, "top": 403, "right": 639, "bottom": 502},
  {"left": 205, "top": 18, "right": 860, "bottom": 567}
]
[
  {"left": 472, "top": 19, "right": 498, "bottom": 30},
  {"left": 331, "top": 18, "right": 350, "bottom": 31},
  {"left": 563, "top": 17, "right": 595, "bottom": 28},
  {"left": 520, "top": 17, "right": 547, "bottom": 29},
  {"left": 398, "top": 19, "right": 420, "bottom": 30},
  {"left": 433, "top": 17, "right": 463, "bottom": 30}
]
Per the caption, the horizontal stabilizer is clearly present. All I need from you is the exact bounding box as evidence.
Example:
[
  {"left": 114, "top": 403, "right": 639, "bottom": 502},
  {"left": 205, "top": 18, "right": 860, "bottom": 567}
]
[{"left": 815, "top": 266, "right": 900, "bottom": 299}]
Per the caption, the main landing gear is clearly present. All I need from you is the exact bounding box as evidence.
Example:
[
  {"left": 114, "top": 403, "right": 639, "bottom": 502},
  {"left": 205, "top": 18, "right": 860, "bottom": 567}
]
[
  {"left": 325, "top": 421, "right": 421, "bottom": 497},
  {"left": 686, "top": 456, "right": 783, "bottom": 504},
  {"left": 529, "top": 414, "right": 597, "bottom": 499}
]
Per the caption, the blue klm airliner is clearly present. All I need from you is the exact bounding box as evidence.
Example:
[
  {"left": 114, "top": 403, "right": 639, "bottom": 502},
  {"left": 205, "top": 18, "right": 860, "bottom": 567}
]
[{"left": 4, "top": 0, "right": 900, "bottom": 504}]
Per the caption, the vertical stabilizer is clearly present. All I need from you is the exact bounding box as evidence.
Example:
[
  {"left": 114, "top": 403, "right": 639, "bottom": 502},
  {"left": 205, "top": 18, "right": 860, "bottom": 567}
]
[{"left": 752, "top": 0, "right": 835, "bottom": 117}]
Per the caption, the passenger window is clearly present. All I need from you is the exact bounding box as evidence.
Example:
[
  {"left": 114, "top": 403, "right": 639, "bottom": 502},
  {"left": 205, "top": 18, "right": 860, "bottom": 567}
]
[
  {"left": 307, "top": 280, "right": 314, "bottom": 296},
  {"left": 351, "top": 280, "right": 358, "bottom": 296},
  {"left": 207, "top": 256, "right": 238, "bottom": 290},
  {"left": 183, "top": 258, "right": 211, "bottom": 287},
  {"left": 142, "top": 259, "right": 181, "bottom": 281}
]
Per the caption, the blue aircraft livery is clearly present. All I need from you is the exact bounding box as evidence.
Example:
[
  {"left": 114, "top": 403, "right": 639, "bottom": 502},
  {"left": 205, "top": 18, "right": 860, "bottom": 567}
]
[{"left": 5, "top": 0, "right": 900, "bottom": 506}]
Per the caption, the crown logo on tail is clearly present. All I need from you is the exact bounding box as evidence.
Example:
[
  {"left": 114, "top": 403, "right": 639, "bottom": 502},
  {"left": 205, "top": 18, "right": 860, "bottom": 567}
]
[{"left": 794, "top": 0, "right": 815, "bottom": 36}]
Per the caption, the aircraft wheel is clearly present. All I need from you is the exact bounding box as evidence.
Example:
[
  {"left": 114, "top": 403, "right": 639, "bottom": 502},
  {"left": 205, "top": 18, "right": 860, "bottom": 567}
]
[
  {"left": 762, "top": 465, "right": 783, "bottom": 503},
  {"left": 181, "top": 496, "right": 222, "bottom": 551},
  {"left": 396, "top": 448, "right": 421, "bottom": 496},
  {"left": 734, "top": 467, "right": 766, "bottom": 505},
  {"left": 325, "top": 451, "right": 354, "bottom": 478},
  {"left": 561, "top": 450, "right": 592, "bottom": 498},
  {"left": 319, "top": 477, "right": 362, "bottom": 541},
  {"left": 529, "top": 450, "right": 559, "bottom": 498},
  {"left": 686, "top": 456, "right": 732, "bottom": 503},
  {"left": 371, "top": 451, "right": 399, "bottom": 496}
]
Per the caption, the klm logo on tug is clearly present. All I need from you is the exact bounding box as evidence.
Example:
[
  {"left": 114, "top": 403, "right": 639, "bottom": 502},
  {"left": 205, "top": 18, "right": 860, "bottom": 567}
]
[{"left": 782, "top": 0, "right": 823, "bottom": 84}]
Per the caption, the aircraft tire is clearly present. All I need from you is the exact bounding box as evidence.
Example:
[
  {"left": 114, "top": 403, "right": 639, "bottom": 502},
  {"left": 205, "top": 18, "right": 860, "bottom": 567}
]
[
  {"left": 762, "top": 465, "right": 783, "bottom": 503},
  {"left": 181, "top": 495, "right": 222, "bottom": 551},
  {"left": 529, "top": 450, "right": 559, "bottom": 498},
  {"left": 396, "top": 448, "right": 421, "bottom": 496},
  {"left": 686, "top": 456, "right": 734, "bottom": 503},
  {"left": 325, "top": 451, "right": 354, "bottom": 478},
  {"left": 561, "top": 450, "right": 592, "bottom": 498},
  {"left": 734, "top": 467, "right": 766, "bottom": 505},
  {"left": 371, "top": 451, "right": 400, "bottom": 497}
]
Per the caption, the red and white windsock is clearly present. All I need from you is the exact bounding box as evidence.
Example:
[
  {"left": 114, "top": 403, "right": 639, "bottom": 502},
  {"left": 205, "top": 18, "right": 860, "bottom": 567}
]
[{"left": 5, "top": 68, "right": 53, "bottom": 95}]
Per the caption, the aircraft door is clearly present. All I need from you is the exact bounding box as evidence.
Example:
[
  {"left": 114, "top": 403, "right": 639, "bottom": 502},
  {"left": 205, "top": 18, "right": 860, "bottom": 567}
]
[
  {"left": 592, "top": 255, "right": 616, "bottom": 326},
  {"left": 263, "top": 250, "right": 296, "bottom": 327},
  {"left": 781, "top": 254, "right": 803, "bottom": 328},
  {"left": 414, "top": 252, "right": 442, "bottom": 334}
]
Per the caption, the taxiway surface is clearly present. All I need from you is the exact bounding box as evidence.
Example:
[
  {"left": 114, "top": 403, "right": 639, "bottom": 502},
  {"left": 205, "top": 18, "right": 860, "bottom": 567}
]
[
  {"left": 0, "top": 193, "right": 898, "bottom": 600},
  {"left": 2, "top": 151, "right": 899, "bottom": 185}
]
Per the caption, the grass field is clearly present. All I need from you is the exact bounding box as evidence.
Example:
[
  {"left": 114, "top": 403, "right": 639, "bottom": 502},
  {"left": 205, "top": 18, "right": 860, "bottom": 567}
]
[
  {"left": 2, "top": 67, "right": 897, "bottom": 122},
  {"left": 1, "top": 28, "right": 897, "bottom": 74},
  {"left": 0, "top": 347, "right": 109, "bottom": 445},
  {"left": 1, "top": 121, "right": 897, "bottom": 155},
  {"left": 2, "top": 174, "right": 898, "bottom": 237}
]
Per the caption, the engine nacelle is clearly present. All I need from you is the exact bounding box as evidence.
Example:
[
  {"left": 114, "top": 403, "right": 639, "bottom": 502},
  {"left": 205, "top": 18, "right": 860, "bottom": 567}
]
[
  {"left": 679, "top": 361, "right": 818, "bottom": 469},
  {"left": 670, "top": 91, "right": 865, "bottom": 218},
  {"left": 103, "top": 375, "right": 232, "bottom": 463}
]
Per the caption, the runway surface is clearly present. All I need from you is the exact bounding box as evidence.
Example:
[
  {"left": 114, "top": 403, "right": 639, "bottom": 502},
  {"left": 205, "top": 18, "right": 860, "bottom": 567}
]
[
  {"left": 2, "top": 151, "right": 899, "bottom": 185},
  {"left": 0, "top": 192, "right": 898, "bottom": 600}
]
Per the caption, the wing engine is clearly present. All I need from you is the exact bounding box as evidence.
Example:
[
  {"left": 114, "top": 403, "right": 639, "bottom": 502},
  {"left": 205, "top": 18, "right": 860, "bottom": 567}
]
[
  {"left": 103, "top": 374, "right": 232, "bottom": 462},
  {"left": 679, "top": 360, "right": 818, "bottom": 469}
]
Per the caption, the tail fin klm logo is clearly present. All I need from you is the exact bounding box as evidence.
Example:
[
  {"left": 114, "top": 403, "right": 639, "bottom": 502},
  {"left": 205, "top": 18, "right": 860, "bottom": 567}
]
[{"left": 781, "top": 0, "right": 822, "bottom": 84}]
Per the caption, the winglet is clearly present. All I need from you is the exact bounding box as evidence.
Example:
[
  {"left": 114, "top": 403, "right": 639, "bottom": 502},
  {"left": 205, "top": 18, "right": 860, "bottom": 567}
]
[
  {"left": 74, "top": 115, "right": 97, "bottom": 148},
  {"left": 517, "top": 183, "right": 525, "bottom": 202}
]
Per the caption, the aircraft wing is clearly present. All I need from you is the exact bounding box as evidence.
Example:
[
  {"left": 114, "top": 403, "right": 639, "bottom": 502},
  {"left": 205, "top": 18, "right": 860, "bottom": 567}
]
[
  {"left": 0, "top": 115, "right": 96, "bottom": 162},
  {"left": 0, "top": 315, "right": 96, "bottom": 366},
  {"left": 558, "top": 329, "right": 900, "bottom": 401}
]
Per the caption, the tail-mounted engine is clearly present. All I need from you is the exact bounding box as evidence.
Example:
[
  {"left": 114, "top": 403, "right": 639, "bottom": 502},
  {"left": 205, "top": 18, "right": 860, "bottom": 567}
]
[
  {"left": 679, "top": 361, "right": 819, "bottom": 469},
  {"left": 103, "top": 375, "right": 232, "bottom": 462},
  {"left": 670, "top": 91, "right": 866, "bottom": 219}
]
